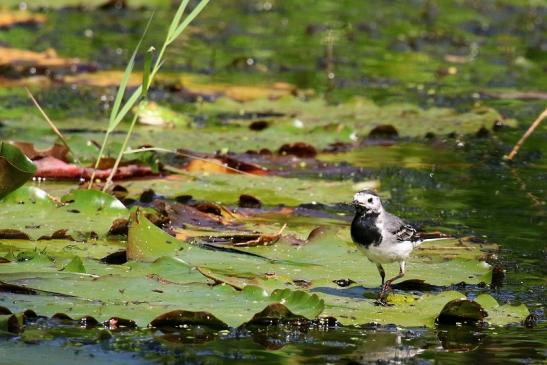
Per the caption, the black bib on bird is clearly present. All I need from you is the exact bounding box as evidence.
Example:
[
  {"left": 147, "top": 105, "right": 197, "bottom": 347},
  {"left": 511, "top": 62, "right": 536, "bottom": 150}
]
[{"left": 351, "top": 210, "right": 382, "bottom": 248}]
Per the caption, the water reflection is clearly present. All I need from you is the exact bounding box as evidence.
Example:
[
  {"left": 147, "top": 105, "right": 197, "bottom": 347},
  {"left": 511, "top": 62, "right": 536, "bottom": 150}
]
[
  {"left": 347, "top": 331, "right": 423, "bottom": 364},
  {"left": 436, "top": 325, "right": 482, "bottom": 353},
  {"left": 2, "top": 321, "right": 546, "bottom": 364}
]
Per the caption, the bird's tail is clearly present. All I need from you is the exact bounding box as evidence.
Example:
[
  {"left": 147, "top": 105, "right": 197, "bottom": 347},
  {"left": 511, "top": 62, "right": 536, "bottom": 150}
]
[{"left": 413, "top": 232, "right": 450, "bottom": 248}]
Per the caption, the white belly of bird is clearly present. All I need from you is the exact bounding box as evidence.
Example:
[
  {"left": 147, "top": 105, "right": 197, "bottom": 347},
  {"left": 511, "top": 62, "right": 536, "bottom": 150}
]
[{"left": 363, "top": 240, "right": 414, "bottom": 264}]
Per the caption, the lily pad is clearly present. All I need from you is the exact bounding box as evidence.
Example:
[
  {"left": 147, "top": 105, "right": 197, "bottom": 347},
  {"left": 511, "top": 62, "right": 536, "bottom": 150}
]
[
  {"left": 0, "top": 255, "right": 324, "bottom": 327},
  {"left": 60, "top": 256, "right": 86, "bottom": 273},
  {"left": 125, "top": 173, "right": 359, "bottom": 206},
  {"left": 436, "top": 299, "right": 488, "bottom": 325},
  {"left": 0, "top": 186, "right": 128, "bottom": 240},
  {"left": 0, "top": 142, "right": 37, "bottom": 199},
  {"left": 475, "top": 293, "right": 530, "bottom": 326},
  {"left": 0, "top": 187, "right": 529, "bottom": 328},
  {"left": 127, "top": 209, "right": 180, "bottom": 262}
]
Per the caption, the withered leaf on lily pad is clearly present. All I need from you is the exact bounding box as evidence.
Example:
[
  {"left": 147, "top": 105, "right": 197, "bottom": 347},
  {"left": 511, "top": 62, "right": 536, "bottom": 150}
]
[
  {"left": 33, "top": 156, "right": 155, "bottom": 180},
  {"left": 10, "top": 142, "right": 70, "bottom": 162},
  {"left": 194, "top": 224, "right": 286, "bottom": 247}
]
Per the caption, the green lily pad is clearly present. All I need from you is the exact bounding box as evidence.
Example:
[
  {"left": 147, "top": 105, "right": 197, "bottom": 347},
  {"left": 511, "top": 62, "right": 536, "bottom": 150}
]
[
  {"left": 0, "top": 188, "right": 528, "bottom": 328},
  {"left": 0, "top": 313, "right": 22, "bottom": 334},
  {"left": 321, "top": 290, "right": 467, "bottom": 327},
  {"left": 0, "top": 186, "right": 128, "bottom": 240},
  {"left": 475, "top": 293, "right": 530, "bottom": 326},
  {"left": 125, "top": 173, "right": 360, "bottom": 206},
  {"left": 61, "top": 256, "right": 86, "bottom": 273},
  {"left": 0, "top": 256, "right": 324, "bottom": 327},
  {"left": 0, "top": 238, "right": 124, "bottom": 262},
  {"left": 127, "top": 209, "right": 181, "bottom": 262},
  {"left": 0, "top": 142, "right": 36, "bottom": 199}
]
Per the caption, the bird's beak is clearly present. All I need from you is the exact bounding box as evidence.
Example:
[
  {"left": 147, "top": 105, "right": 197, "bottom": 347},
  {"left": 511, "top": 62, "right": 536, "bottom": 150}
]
[{"left": 352, "top": 199, "right": 366, "bottom": 207}]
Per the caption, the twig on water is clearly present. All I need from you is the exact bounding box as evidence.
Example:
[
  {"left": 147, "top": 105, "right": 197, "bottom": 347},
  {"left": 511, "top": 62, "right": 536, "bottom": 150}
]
[{"left": 504, "top": 107, "right": 546, "bottom": 161}]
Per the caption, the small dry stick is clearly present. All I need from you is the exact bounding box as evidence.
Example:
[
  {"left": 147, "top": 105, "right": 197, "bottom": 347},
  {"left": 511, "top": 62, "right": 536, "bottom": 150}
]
[
  {"left": 504, "top": 107, "right": 546, "bottom": 161},
  {"left": 25, "top": 88, "right": 73, "bottom": 155}
]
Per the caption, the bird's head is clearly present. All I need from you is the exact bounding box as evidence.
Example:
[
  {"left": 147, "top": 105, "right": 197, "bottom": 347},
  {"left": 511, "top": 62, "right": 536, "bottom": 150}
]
[{"left": 353, "top": 190, "right": 382, "bottom": 215}]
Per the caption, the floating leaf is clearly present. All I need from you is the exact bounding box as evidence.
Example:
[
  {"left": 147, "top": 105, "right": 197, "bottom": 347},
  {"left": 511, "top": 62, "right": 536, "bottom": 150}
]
[
  {"left": 0, "top": 47, "right": 93, "bottom": 74},
  {"left": 475, "top": 293, "right": 530, "bottom": 326},
  {"left": 0, "top": 314, "right": 22, "bottom": 334},
  {"left": 269, "top": 288, "right": 324, "bottom": 319},
  {"left": 61, "top": 256, "right": 86, "bottom": 273},
  {"left": 0, "top": 187, "right": 528, "bottom": 328},
  {"left": 245, "top": 303, "right": 308, "bottom": 326},
  {"left": 0, "top": 142, "right": 37, "bottom": 199},
  {"left": 150, "top": 310, "right": 228, "bottom": 330},
  {"left": 193, "top": 224, "right": 286, "bottom": 247},
  {"left": 436, "top": 299, "right": 488, "bottom": 325},
  {"left": 0, "top": 10, "right": 46, "bottom": 28},
  {"left": 127, "top": 209, "right": 180, "bottom": 262},
  {"left": 0, "top": 187, "right": 128, "bottom": 240}
]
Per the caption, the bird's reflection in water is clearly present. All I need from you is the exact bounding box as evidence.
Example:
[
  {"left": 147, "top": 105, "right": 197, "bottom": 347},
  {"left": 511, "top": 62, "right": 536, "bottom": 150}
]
[{"left": 346, "top": 331, "right": 424, "bottom": 364}]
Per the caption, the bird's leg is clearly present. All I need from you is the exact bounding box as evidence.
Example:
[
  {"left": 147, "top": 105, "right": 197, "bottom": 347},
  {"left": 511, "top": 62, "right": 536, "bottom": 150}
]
[
  {"left": 376, "top": 264, "right": 385, "bottom": 287},
  {"left": 378, "top": 261, "right": 406, "bottom": 301}
]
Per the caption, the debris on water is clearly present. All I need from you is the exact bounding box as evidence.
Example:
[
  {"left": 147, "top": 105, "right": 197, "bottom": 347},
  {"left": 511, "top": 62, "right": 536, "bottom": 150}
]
[
  {"left": 278, "top": 142, "right": 317, "bottom": 158},
  {"left": 367, "top": 125, "right": 399, "bottom": 140},
  {"left": 239, "top": 194, "right": 262, "bottom": 208}
]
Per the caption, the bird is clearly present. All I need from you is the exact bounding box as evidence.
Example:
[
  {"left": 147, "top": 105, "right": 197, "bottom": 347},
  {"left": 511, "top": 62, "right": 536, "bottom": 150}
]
[{"left": 350, "top": 190, "right": 423, "bottom": 302}]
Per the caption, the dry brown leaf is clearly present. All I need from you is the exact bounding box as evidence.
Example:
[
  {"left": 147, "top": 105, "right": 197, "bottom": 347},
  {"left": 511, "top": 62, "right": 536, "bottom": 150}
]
[
  {"left": 167, "top": 202, "right": 244, "bottom": 232},
  {"left": 192, "top": 224, "right": 287, "bottom": 247},
  {"left": 10, "top": 142, "right": 69, "bottom": 161},
  {"left": 0, "top": 11, "right": 46, "bottom": 28},
  {"left": 52, "top": 70, "right": 296, "bottom": 102},
  {"left": 0, "top": 47, "right": 94, "bottom": 75},
  {"left": 232, "top": 223, "right": 287, "bottom": 247},
  {"left": 185, "top": 159, "right": 231, "bottom": 174},
  {"left": 185, "top": 154, "right": 268, "bottom": 176},
  {"left": 0, "top": 75, "right": 52, "bottom": 88},
  {"left": 196, "top": 267, "right": 246, "bottom": 290},
  {"left": 62, "top": 70, "right": 141, "bottom": 88}
]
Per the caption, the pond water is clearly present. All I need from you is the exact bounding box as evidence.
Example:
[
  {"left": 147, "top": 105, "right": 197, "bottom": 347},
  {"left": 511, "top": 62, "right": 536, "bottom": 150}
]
[{"left": 0, "top": 0, "right": 545, "bottom": 364}]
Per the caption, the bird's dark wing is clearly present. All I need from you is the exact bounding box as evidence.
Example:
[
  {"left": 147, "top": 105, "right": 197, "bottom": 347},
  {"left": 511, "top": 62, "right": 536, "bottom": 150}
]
[{"left": 384, "top": 213, "right": 420, "bottom": 242}]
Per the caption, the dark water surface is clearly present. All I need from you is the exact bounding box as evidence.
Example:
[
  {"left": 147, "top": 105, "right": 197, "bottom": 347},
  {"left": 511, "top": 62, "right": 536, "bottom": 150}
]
[{"left": 0, "top": 0, "right": 545, "bottom": 363}]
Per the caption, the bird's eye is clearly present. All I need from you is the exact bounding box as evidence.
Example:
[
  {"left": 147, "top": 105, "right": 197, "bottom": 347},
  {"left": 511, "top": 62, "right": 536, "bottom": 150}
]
[{"left": 368, "top": 198, "right": 373, "bottom": 203}]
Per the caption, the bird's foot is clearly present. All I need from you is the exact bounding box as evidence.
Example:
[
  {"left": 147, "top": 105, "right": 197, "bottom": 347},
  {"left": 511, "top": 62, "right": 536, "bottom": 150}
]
[
  {"left": 374, "top": 298, "right": 390, "bottom": 306},
  {"left": 376, "top": 282, "right": 393, "bottom": 304}
]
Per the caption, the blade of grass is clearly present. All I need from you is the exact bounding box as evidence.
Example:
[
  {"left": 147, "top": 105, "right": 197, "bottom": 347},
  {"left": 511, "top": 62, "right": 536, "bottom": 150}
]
[
  {"left": 88, "top": 14, "right": 154, "bottom": 188},
  {"left": 148, "top": 0, "right": 206, "bottom": 83},
  {"left": 168, "top": 0, "right": 210, "bottom": 44},
  {"left": 109, "top": 13, "right": 154, "bottom": 131},
  {"left": 169, "top": 0, "right": 190, "bottom": 40},
  {"left": 25, "top": 88, "right": 73, "bottom": 158},
  {"left": 102, "top": 114, "right": 139, "bottom": 191},
  {"left": 110, "top": 85, "right": 143, "bottom": 130},
  {"left": 142, "top": 46, "right": 155, "bottom": 97},
  {"left": 103, "top": 0, "right": 210, "bottom": 190}
]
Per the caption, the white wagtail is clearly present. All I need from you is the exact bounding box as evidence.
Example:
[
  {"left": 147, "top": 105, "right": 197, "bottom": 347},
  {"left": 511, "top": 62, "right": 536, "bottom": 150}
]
[{"left": 351, "top": 190, "right": 424, "bottom": 301}]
